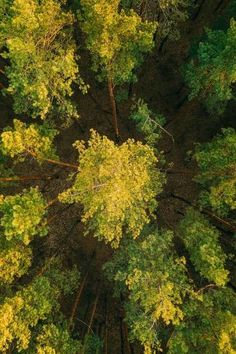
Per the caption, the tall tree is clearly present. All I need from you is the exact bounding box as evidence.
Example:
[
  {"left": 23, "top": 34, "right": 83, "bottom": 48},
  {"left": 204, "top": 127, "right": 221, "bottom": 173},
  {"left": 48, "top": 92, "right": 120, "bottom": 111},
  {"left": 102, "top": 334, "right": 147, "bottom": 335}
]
[
  {"left": 0, "top": 260, "right": 81, "bottom": 352},
  {"left": 179, "top": 208, "right": 229, "bottom": 286},
  {"left": 104, "top": 228, "right": 192, "bottom": 352},
  {"left": 79, "top": 0, "right": 156, "bottom": 137},
  {"left": 185, "top": 19, "right": 236, "bottom": 114},
  {"left": 0, "top": 0, "right": 87, "bottom": 122},
  {"left": 59, "top": 129, "right": 164, "bottom": 247},
  {"left": 121, "top": 0, "right": 192, "bottom": 40},
  {"left": 194, "top": 128, "right": 236, "bottom": 217},
  {"left": 168, "top": 288, "right": 236, "bottom": 354}
]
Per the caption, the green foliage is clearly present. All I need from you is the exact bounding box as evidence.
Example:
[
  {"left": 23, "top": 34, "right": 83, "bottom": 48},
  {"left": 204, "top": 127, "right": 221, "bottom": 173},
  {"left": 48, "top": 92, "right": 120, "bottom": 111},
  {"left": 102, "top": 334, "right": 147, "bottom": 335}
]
[
  {"left": 43, "top": 257, "right": 80, "bottom": 296},
  {"left": 59, "top": 130, "right": 164, "bottom": 247},
  {"left": 168, "top": 288, "right": 236, "bottom": 354},
  {"left": 0, "top": 187, "right": 47, "bottom": 245},
  {"left": 33, "top": 323, "right": 82, "bottom": 354},
  {"left": 194, "top": 128, "right": 236, "bottom": 216},
  {"left": 130, "top": 98, "right": 166, "bottom": 146},
  {"left": 79, "top": 0, "right": 157, "bottom": 85},
  {"left": 0, "top": 238, "right": 32, "bottom": 284},
  {"left": 180, "top": 208, "right": 229, "bottom": 286},
  {"left": 104, "top": 228, "right": 191, "bottom": 351},
  {"left": 121, "top": 0, "right": 192, "bottom": 39},
  {"left": 0, "top": 276, "right": 56, "bottom": 352},
  {"left": 0, "top": 258, "right": 80, "bottom": 352},
  {"left": 83, "top": 334, "right": 103, "bottom": 354},
  {"left": 1, "top": 0, "right": 87, "bottom": 121},
  {"left": 1, "top": 119, "right": 58, "bottom": 162},
  {"left": 185, "top": 19, "right": 236, "bottom": 114},
  {"left": 0, "top": 152, "right": 15, "bottom": 186}
]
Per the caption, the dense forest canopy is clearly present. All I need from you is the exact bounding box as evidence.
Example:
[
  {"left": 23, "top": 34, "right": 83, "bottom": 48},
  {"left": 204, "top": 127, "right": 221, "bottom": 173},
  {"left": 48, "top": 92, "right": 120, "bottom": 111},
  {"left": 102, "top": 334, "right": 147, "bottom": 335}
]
[{"left": 0, "top": 0, "right": 235, "bottom": 353}]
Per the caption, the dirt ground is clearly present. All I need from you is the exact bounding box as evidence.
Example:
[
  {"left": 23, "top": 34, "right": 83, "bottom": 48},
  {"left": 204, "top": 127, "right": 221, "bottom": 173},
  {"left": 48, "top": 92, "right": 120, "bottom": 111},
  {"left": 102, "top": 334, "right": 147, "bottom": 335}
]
[{"left": 0, "top": 1, "right": 235, "bottom": 353}]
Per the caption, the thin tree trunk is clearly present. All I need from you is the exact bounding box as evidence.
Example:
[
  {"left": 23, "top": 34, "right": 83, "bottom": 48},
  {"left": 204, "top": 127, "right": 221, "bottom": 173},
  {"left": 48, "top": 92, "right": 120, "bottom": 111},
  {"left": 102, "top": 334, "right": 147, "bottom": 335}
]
[
  {"left": 81, "top": 292, "right": 99, "bottom": 354},
  {"left": 214, "top": 0, "right": 228, "bottom": 13},
  {"left": 0, "top": 175, "right": 53, "bottom": 182},
  {"left": 123, "top": 321, "right": 132, "bottom": 354},
  {"left": 192, "top": 0, "right": 206, "bottom": 20},
  {"left": 69, "top": 251, "right": 96, "bottom": 330},
  {"left": 28, "top": 150, "right": 79, "bottom": 169},
  {"left": 69, "top": 269, "right": 89, "bottom": 329},
  {"left": 119, "top": 315, "right": 125, "bottom": 354},
  {"left": 139, "top": 0, "right": 146, "bottom": 19},
  {"left": 171, "top": 193, "right": 236, "bottom": 232},
  {"left": 107, "top": 77, "right": 119, "bottom": 139},
  {"left": 158, "top": 35, "right": 168, "bottom": 53},
  {"left": 87, "top": 292, "right": 99, "bottom": 333},
  {"left": 104, "top": 295, "right": 108, "bottom": 354}
]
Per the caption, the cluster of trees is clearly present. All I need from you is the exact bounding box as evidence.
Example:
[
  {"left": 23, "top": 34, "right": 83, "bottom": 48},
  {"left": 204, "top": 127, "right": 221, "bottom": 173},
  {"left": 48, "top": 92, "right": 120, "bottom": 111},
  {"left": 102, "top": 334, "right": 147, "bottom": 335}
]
[{"left": 0, "top": 0, "right": 235, "bottom": 353}]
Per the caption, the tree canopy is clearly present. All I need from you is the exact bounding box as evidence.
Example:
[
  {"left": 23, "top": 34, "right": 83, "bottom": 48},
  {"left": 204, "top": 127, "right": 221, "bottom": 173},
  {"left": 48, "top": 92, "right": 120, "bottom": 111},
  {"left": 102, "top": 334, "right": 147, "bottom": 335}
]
[
  {"left": 0, "top": 0, "right": 87, "bottom": 121},
  {"left": 185, "top": 19, "right": 236, "bottom": 114},
  {"left": 59, "top": 130, "right": 164, "bottom": 247},
  {"left": 0, "top": 1, "right": 235, "bottom": 353}
]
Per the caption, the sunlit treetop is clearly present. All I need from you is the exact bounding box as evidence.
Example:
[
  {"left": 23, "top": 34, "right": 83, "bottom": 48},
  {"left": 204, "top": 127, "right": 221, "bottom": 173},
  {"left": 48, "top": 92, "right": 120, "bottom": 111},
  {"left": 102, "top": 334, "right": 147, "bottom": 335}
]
[
  {"left": 0, "top": 259, "right": 80, "bottom": 352},
  {"left": 167, "top": 288, "right": 236, "bottom": 354},
  {"left": 32, "top": 323, "right": 82, "bottom": 354},
  {"left": 104, "top": 228, "right": 192, "bottom": 351},
  {"left": 59, "top": 130, "right": 164, "bottom": 247},
  {"left": 179, "top": 208, "right": 229, "bottom": 286},
  {"left": 0, "top": 276, "right": 56, "bottom": 352},
  {"left": 0, "top": 239, "right": 32, "bottom": 285},
  {"left": 79, "top": 0, "right": 157, "bottom": 84},
  {"left": 0, "top": 119, "right": 58, "bottom": 162},
  {"left": 194, "top": 128, "right": 236, "bottom": 216},
  {"left": 0, "top": 0, "right": 87, "bottom": 121},
  {"left": 0, "top": 187, "right": 47, "bottom": 245},
  {"left": 185, "top": 19, "right": 236, "bottom": 114}
]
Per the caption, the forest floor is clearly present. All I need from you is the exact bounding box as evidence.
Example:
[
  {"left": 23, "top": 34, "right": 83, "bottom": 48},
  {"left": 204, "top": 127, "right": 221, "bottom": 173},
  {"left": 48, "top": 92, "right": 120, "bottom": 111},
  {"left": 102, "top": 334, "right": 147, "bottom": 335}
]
[{"left": 0, "top": 1, "right": 235, "bottom": 353}]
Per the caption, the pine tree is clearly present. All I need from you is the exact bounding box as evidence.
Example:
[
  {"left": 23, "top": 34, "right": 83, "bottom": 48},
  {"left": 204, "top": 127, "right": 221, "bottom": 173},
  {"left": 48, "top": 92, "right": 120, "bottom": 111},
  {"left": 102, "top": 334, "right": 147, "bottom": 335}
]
[
  {"left": 179, "top": 208, "right": 229, "bottom": 286},
  {"left": 185, "top": 19, "right": 236, "bottom": 114},
  {"left": 79, "top": 0, "right": 156, "bottom": 137},
  {"left": 194, "top": 128, "right": 236, "bottom": 217}
]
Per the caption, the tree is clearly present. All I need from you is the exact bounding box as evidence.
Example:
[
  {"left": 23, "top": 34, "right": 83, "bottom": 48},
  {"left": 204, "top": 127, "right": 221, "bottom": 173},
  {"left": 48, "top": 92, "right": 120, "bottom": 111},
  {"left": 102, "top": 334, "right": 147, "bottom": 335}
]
[
  {"left": 179, "top": 208, "right": 229, "bottom": 286},
  {"left": 194, "top": 128, "right": 236, "bottom": 217},
  {"left": 104, "top": 228, "right": 192, "bottom": 352},
  {"left": 185, "top": 19, "right": 236, "bottom": 114},
  {"left": 79, "top": 0, "right": 156, "bottom": 137},
  {"left": 0, "top": 238, "right": 32, "bottom": 285},
  {"left": 59, "top": 130, "right": 164, "bottom": 247},
  {"left": 130, "top": 98, "right": 170, "bottom": 147},
  {"left": 0, "top": 0, "right": 87, "bottom": 121},
  {"left": 168, "top": 288, "right": 236, "bottom": 354},
  {"left": 121, "top": 0, "right": 193, "bottom": 40},
  {"left": 0, "top": 187, "right": 48, "bottom": 245},
  {"left": 0, "top": 260, "right": 80, "bottom": 352},
  {"left": 31, "top": 323, "right": 83, "bottom": 354},
  {"left": 1, "top": 119, "right": 58, "bottom": 162}
]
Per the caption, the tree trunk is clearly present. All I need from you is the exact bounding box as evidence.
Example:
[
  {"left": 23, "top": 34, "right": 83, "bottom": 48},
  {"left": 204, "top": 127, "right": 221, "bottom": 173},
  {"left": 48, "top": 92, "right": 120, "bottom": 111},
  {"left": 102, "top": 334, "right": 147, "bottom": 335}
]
[
  {"left": 107, "top": 78, "right": 119, "bottom": 139},
  {"left": 158, "top": 35, "right": 168, "bottom": 53},
  {"left": 192, "top": 0, "right": 206, "bottom": 21},
  {"left": 69, "top": 269, "right": 89, "bottom": 329},
  {"left": 87, "top": 293, "right": 99, "bottom": 333},
  {"left": 139, "top": 0, "right": 146, "bottom": 19}
]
